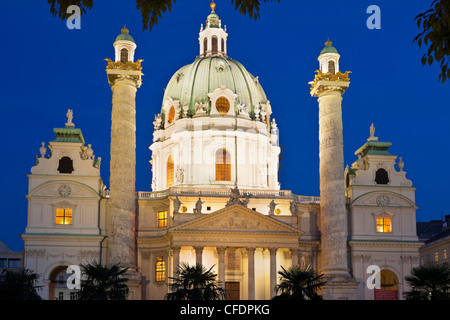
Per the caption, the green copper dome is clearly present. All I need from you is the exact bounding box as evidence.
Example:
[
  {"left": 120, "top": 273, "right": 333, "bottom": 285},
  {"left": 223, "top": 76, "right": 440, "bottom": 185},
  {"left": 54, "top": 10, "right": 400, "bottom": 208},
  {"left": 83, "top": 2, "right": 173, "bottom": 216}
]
[
  {"left": 320, "top": 39, "right": 338, "bottom": 55},
  {"left": 162, "top": 56, "right": 267, "bottom": 116},
  {"left": 115, "top": 25, "right": 135, "bottom": 43}
]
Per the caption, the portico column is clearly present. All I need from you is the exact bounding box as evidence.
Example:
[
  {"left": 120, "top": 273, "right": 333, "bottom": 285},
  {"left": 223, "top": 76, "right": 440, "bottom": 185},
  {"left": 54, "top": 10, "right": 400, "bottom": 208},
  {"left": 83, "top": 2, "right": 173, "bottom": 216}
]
[
  {"left": 217, "top": 247, "right": 226, "bottom": 287},
  {"left": 269, "top": 248, "right": 278, "bottom": 299},
  {"left": 291, "top": 248, "right": 299, "bottom": 269},
  {"left": 172, "top": 246, "right": 181, "bottom": 274},
  {"left": 194, "top": 246, "right": 203, "bottom": 266},
  {"left": 247, "top": 247, "right": 256, "bottom": 300}
]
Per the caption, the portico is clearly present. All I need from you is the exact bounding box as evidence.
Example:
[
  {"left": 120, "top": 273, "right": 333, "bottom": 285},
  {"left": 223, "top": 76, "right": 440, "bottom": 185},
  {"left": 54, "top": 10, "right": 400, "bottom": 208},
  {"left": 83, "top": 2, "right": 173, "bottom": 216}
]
[{"left": 166, "top": 204, "right": 302, "bottom": 299}]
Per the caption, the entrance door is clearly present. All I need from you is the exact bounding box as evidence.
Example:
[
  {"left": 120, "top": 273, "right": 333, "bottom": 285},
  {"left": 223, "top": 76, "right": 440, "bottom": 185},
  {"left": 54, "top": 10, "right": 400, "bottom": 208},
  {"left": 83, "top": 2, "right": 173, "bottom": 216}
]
[{"left": 225, "top": 282, "right": 240, "bottom": 300}]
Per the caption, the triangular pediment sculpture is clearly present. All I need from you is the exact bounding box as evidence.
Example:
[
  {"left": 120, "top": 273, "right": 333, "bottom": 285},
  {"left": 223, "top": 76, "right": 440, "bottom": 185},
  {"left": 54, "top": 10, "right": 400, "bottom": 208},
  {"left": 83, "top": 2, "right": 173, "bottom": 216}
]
[{"left": 170, "top": 204, "right": 302, "bottom": 235}]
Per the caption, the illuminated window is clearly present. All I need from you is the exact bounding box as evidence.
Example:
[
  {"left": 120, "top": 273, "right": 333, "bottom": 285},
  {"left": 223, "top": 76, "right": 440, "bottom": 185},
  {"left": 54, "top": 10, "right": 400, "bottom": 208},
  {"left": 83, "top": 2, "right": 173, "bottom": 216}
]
[
  {"left": 56, "top": 208, "right": 72, "bottom": 225},
  {"left": 155, "top": 257, "right": 166, "bottom": 282},
  {"left": 376, "top": 217, "right": 391, "bottom": 233},
  {"left": 157, "top": 211, "right": 167, "bottom": 228},
  {"left": 443, "top": 249, "right": 447, "bottom": 260},
  {"left": 435, "top": 252, "right": 439, "bottom": 262},
  {"left": 166, "top": 155, "right": 174, "bottom": 188},
  {"left": 380, "top": 270, "right": 398, "bottom": 291},
  {"left": 216, "top": 97, "right": 230, "bottom": 114},
  {"left": 215, "top": 148, "right": 231, "bottom": 181},
  {"left": 167, "top": 106, "right": 175, "bottom": 124},
  {"left": 120, "top": 48, "right": 128, "bottom": 63}
]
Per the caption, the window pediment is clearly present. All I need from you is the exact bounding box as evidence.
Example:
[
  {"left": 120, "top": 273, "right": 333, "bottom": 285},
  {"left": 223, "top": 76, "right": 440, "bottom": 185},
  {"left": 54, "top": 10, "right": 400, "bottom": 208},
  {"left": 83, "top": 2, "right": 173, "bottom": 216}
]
[{"left": 208, "top": 86, "right": 238, "bottom": 116}]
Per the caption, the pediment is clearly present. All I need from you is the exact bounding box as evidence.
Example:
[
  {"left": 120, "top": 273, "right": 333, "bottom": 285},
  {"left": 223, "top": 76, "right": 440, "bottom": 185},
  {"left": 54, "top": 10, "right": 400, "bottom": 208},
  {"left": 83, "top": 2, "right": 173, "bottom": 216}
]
[
  {"left": 29, "top": 180, "right": 100, "bottom": 199},
  {"left": 352, "top": 191, "right": 416, "bottom": 208},
  {"left": 171, "top": 204, "right": 301, "bottom": 236}
]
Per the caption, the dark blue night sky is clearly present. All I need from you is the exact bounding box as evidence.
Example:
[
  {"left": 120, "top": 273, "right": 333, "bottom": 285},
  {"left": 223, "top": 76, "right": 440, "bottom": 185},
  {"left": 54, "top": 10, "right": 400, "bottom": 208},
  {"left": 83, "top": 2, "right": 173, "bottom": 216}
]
[{"left": 0, "top": 0, "right": 448, "bottom": 251}]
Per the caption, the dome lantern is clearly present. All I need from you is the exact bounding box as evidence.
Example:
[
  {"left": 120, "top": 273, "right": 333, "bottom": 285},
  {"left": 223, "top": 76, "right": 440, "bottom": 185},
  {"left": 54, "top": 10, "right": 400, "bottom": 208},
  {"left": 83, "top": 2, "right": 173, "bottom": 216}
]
[{"left": 199, "top": 1, "right": 228, "bottom": 57}]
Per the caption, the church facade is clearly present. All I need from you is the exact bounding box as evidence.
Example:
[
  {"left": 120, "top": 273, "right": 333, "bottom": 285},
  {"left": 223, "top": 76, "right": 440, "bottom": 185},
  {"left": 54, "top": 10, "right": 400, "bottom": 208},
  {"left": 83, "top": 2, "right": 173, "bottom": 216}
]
[{"left": 21, "top": 3, "right": 421, "bottom": 300}]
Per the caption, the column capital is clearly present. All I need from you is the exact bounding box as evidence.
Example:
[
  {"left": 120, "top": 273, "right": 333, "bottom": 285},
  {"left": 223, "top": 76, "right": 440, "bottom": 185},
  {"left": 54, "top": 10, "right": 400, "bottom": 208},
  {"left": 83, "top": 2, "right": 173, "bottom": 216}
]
[
  {"left": 309, "top": 70, "right": 350, "bottom": 97},
  {"left": 171, "top": 245, "right": 181, "bottom": 253},
  {"left": 216, "top": 246, "right": 227, "bottom": 254},
  {"left": 246, "top": 247, "right": 256, "bottom": 253},
  {"left": 106, "top": 68, "right": 143, "bottom": 88},
  {"left": 193, "top": 246, "right": 204, "bottom": 252}
]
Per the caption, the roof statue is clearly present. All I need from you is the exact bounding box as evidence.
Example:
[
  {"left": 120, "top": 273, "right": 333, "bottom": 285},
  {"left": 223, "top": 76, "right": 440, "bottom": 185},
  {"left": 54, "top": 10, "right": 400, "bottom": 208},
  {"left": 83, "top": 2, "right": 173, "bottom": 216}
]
[
  {"left": 367, "top": 123, "right": 378, "bottom": 141},
  {"left": 66, "top": 109, "right": 74, "bottom": 127}
]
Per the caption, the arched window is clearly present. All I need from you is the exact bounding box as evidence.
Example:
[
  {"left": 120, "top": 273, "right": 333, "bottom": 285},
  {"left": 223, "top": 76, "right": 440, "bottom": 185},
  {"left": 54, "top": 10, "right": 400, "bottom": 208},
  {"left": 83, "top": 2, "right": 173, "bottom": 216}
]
[
  {"left": 212, "top": 36, "right": 218, "bottom": 55},
  {"left": 374, "top": 270, "right": 399, "bottom": 300},
  {"left": 120, "top": 48, "right": 128, "bottom": 63},
  {"left": 216, "top": 96, "right": 230, "bottom": 114},
  {"left": 216, "top": 148, "right": 231, "bottom": 181},
  {"left": 167, "top": 106, "right": 175, "bottom": 124},
  {"left": 166, "top": 155, "right": 174, "bottom": 188},
  {"left": 328, "top": 60, "right": 335, "bottom": 74},
  {"left": 58, "top": 157, "right": 74, "bottom": 174},
  {"left": 375, "top": 168, "right": 389, "bottom": 184},
  {"left": 221, "top": 38, "right": 224, "bottom": 53},
  {"left": 155, "top": 257, "right": 166, "bottom": 282},
  {"left": 203, "top": 37, "right": 208, "bottom": 55}
]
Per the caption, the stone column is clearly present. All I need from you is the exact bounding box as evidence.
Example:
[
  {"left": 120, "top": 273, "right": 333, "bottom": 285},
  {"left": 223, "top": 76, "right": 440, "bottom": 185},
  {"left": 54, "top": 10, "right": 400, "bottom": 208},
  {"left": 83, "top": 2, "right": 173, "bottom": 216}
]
[
  {"left": 291, "top": 248, "right": 299, "bottom": 269},
  {"left": 194, "top": 246, "right": 203, "bottom": 266},
  {"left": 247, "top": 247, "right": 255, "bottom": 300},
  {"left": 172, "top": 246, "right": 181, "bottom": 274},
  {"left": 106, "top": 65, "right": 142, "bottom": 270},
  {"left": 269, "top": 248, "right": 277, "bottom": 299},
  {"left": 217, "top": 247, "right": 226, "bottom": 287},
  {"left": 310, "top": 69, "right": 358, "bottom": 299},
  {"left": 106, "top": 61, "right": 142, "bottom": 300}
]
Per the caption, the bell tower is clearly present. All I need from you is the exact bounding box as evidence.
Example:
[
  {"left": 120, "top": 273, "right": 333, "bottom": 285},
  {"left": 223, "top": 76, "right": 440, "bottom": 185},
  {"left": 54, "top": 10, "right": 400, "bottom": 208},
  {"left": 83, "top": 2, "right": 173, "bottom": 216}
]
[
  {"left": 105, "top": 26, "right": 143, "bottom": 298},
  {"left": 310, "top": 39, "right": 358, "bottom": 299}
]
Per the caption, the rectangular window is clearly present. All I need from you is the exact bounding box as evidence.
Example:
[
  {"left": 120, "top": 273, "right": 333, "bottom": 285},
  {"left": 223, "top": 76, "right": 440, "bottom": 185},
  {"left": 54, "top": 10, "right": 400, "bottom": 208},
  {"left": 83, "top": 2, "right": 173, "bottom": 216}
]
[
  {"left": 435, "top": 251, "right": 439, "bottom": 262},
  {"left": 155, "top": 257, "right": 166, "bottom": 282},
  {"left": 443, "top": 249, "right": 447, "bottom": 260},
  {"left": 157, "top": 211, "right": 167, "bottom": 228},
  {"left": 56, "top": 208, "right": 72, "bottom": 225},
  {"left": 0, "top": 259, "right": 7, "bottom": 268},
  {"left": 8, "top": 259, "right": 21, "bottom": 268},
  {"left": 376, "top": 217, "right": 391, "bottom": 233}
]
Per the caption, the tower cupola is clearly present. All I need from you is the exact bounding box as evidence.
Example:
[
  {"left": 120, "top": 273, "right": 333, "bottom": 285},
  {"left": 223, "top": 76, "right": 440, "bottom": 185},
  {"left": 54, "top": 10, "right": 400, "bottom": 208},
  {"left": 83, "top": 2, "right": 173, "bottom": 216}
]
[
  {"left": 318, "top": 38, "right": 340, "bottom": 74},
  {"left": 113, "top": 25, "right": 136, "bottom": 63}
]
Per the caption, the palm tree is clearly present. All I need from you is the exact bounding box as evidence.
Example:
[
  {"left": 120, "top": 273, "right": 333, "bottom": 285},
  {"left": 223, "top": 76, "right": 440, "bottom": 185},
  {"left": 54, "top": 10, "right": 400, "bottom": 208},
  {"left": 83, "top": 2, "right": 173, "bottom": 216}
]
[
  {"left": 165, "top": 262, "right": 225, "bottom": 300},
  {"left": 0, "top": 268, "right": 42, "bottom": 300},
  {"left": 404, "top": 262, "right": 450, "bottom": 300},
  {"left": 273, "top": 264, "right": 326, "bottom": 300},
  {"left": 75, "top": 261, "right": 129, "bottom": 300}
]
